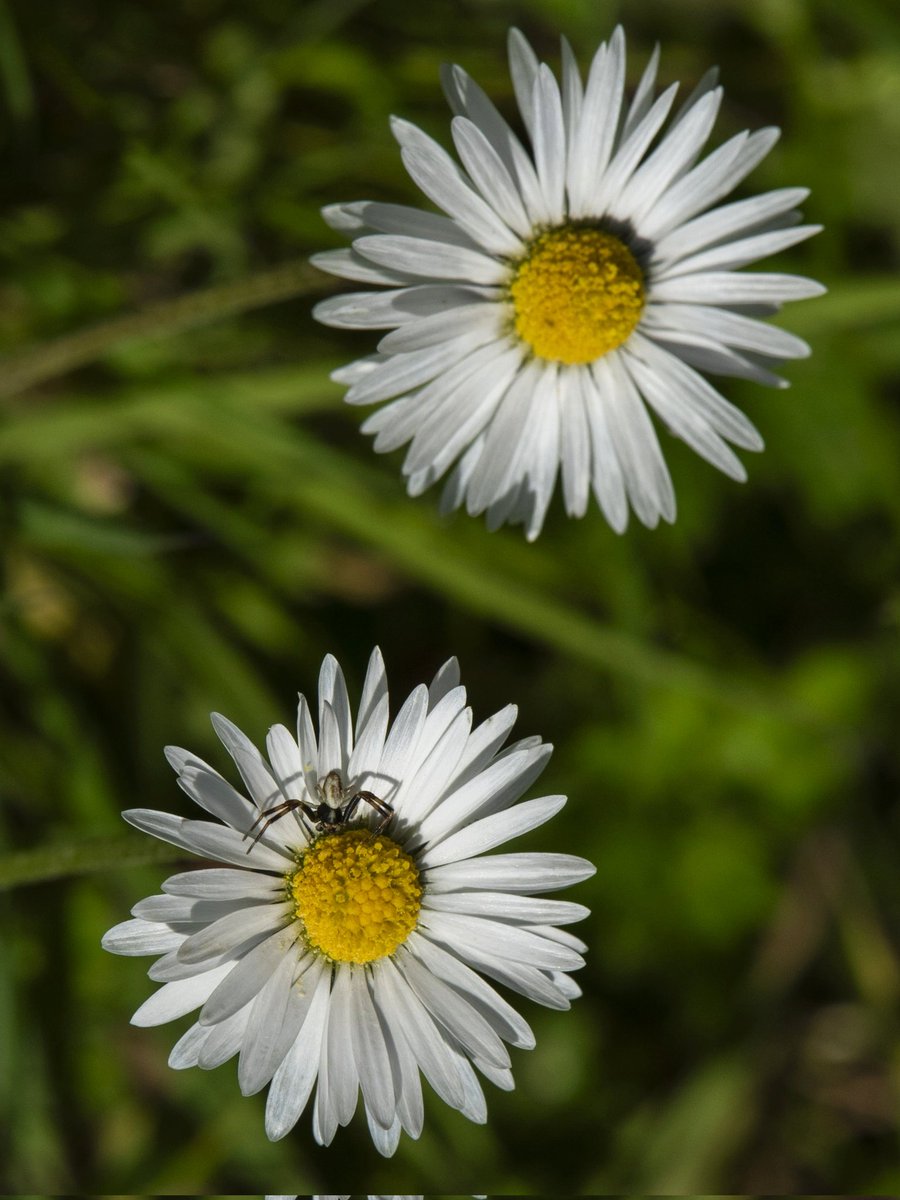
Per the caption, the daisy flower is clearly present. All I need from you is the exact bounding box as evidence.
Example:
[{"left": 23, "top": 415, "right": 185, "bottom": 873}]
[
  {"left": 102, "top": 649, "right": 594, "bottom": 1156},
  {"left": 313, "top": 27, "right": 824, "bottom": 539}
]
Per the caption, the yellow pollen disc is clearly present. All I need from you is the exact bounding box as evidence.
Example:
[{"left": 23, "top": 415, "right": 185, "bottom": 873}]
[
  {"left": 509, "top": 226, "right": 645, "bottom": 365},
  {"left": 290, "top": 829, "right": 422, "bottom": 964}
]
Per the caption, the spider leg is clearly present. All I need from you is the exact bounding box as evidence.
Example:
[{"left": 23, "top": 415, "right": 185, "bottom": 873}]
[
  {"left": 355, "top": 791, "right": 394, "bottom": 836},
  {"left": 243, "top": 798, "right": 305, "bottom": 851}
]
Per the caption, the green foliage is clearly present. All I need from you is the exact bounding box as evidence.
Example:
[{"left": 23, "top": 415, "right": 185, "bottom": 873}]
[{"left": 2, "top": 0, "right": 900, "bottom": 1192}]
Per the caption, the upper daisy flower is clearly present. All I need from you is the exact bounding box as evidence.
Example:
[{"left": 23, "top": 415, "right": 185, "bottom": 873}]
[
  {"left": 313, "top": 27, "right": 824, "bottom": 539},
  {"left": 102, "top": 649, "right": 594, "bottom": 1156}
]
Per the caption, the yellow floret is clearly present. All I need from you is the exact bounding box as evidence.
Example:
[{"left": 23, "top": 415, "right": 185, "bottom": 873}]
[{"left": 510, "top": 225, "right": 645, "bottom": 364}]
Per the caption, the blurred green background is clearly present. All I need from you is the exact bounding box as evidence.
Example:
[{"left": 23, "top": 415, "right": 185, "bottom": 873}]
[{"left": 1, "top": 0, "right": 899, "bottom": 1191}]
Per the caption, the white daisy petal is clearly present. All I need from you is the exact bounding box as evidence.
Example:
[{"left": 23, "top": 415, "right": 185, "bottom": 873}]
[
  {"left": 130, "top": 893, "right": 247, "bottom": 923},
  {"left": 464, "top": 359, "right": 544, "bottom": 514},
  {"left": 381, "top": 1009, "right": 425, "bottom": 1140},
  {"left": 317, "top": 700, "right": 345, "bottom": 779},
  {"left": 321, "top": 201, "right": 367, "bottom": 235},
  {"left": 438, "top": 431, "right": 486, "bottom": 514},
  {"left": 364, "top": 682, "right": 429, "bottom": 800},
  {"left": 444, "top": 702, "right": 518, "bottom": 791},
  {"left": 451, "top": 116, "right": 532, "bottom": 237},
  {"left": 531, "top": 65, "right": 567, "bottom": 222},
  {"left": 357, "top": 645, "right": 388, "bottom": 733},
  {"left": 131, "top": 962, "right": 235, "bottom": 1026},
  {"left": 579, "top": 365, "right": 629, "bottom": 533},
  {"left": 324, "top": 963, "right": 360, "bottom": 1125},
  {"left": 660, "top": 338, "right": 789, "bottom": 388},
  {"left": 416, "top": 741, "right": 553, "bottom": 847},
  {"left": 168, "top": 1020, "right": 208, "bottom": 1069},
  {"left": 401, "top": 344, "right": 522, "bottom": 482},
  {"left": 150, "top": 947, "right": 210, "bottom": 982},
  {"left": 396, "top": 946, "right": 511, "bottom": 1070},
  {"left": 408, "top": 931, "right": 535, "bottom": 1049},
  {"left": 265, "top": 725, "right": 305, "bottom": 802},
  {"left": 399, "top": 145, "right": 524, "bottom": 257},
  {"left": 568, "top": 27, "right": 626, "bottom": 216},
  {"left": 176, "top": 902, "right": 293, "bottom": 966},
  {"left": 422, "top": 910, "right": 585, "bottom": 972},
  {"left": 327, "top": 198, "right": 476, "bottom": 247},
  {"left": 265, "top": 959, "right": 330, "bottom": 1139},
  {"left": 420, "top": 794, "right": 566, "bottom": 868},
  {"left": 615, "top": 88, "right": 723, "bottom": 225},
  {"left": 365, "top": 1114, "right": 403, "bottom": 1158},
  {"left": 197, "top": 1003, "right": 252, "bottom": 1069},
  {"left": 524, "top": 373, "right": 562, "bottom": 540},
  {"left": 438, "top": 65, "right": 551, "bottom": 225},
  {"left": 378, "top": 301, "right": 502, "bottom": 354},
  {"left": 354, "top": 235, "right": 506, "bottom": 286},
  {"left": 405, "top": 685, "right": 469, "bottom": 770},
  {"left": 199, "top": 926, "right": 298, "bottom": 1026},
  {"left": 428, "top": 656, "right": 461, "bottom": 707},
  {"left": 296, "top": 693, "right": 320, "bottom": 798},
  {"left": 559, "top": 35, "right": 584, "bottom": 146},
  {"left": 314, "top": 284, "right": 490, "bottom": 330},
  {"left": 394, "top": 707, "right": 473, "bottom": 830},
  {"left": 658, "top": 222, "right": 823, "bottom": 277},
  {"left": 593, "top": 83, "right": 679, "bottom": 213},
  {"left": 656, "top": 186, "right": 810, "bottom": 263},
  {"left": 644, "top": 127, "right": 782, "bottom": 240},
  {"left": 594, "top": 355, "right": 676, "bottom": 528},
  {"left": 349, "top": 969, "right": 396, "bottom": 1130},
  {"left": 441, "top": 62, "right": 520, "bottom": 175},
  {"left": 627, "top": 350, "right": 749, "bottom": 479},
  {"left": 123, "top": 808, "right": 291, "bottom": 869},
  {"left": 652, "top": 270, "right": 826, "bottom": 305},
  {"left": 167, "top": 752, "right": 257, "bottom": 833},
  {"left": 310, "top": 247, "right": 412, "bottom": 286},
  {"left": 625, "top": 333, "right": 766, "bottom": 449},
  {"left": 348, "top": 692, "right": 390, "bottom": 789},
  {"left": 424, "top": 891, "right": 591, "bottom": 926},
  {"left": 101, "top": 918, "right": 186, "bottom": 957},
  {"left": 425, "top": 850, "right": 596, "bottom": 894},
  {"left": 375, "top": 957, "right": 467, "bottom": 1110},
  {"left": 238, "top": 940, "right": 305, "bottom": 1095},
  {"left": 363, "top": 341, "right": 518, "bottom": 458},
  {"left": 319, "top": 654, "right": 354, "bottom": 764},
  {"left": 346, "top": 332, "right": 494, "bottom": 407},
  {"left": 447, "top": 946, "right": 574, "bottom": 1011},
  {"left": 621, "top": 41, "right": 661, "bottom": 138},
  {"left": 670, "top": 64, "right": 721, "bottom": 126},
  {"left": 209, "top": 714, "right": 282, "bottom": 812},
  {"left": 642, "top": 303, "right": 810, "bottom": 362},
  {"left": 508, "top": 27, "right": 540, "bottom": 140}
]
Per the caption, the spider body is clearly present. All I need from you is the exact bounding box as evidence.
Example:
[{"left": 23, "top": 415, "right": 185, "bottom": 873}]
[{"left": 243, "top": 768, "right": 393, "bottom": 850}]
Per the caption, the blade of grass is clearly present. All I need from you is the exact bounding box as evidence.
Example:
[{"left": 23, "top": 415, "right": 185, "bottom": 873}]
[
  {"left": 0, "top": 260, "right": 329, "bottom": 400},
  {"left": 788, "top": 275, "right": 900, "bottom": 334},
  {"left": 0, "top": 834, "right": 179, "bottom": 891}
]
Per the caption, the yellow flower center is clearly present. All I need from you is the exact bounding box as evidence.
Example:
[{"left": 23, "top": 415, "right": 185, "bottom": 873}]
[
  {"left": 289, "top": 829, "right": 422, "bottom": 964},
  {"left": 509, "top": 226, "right": 645, "bottom": 365}
]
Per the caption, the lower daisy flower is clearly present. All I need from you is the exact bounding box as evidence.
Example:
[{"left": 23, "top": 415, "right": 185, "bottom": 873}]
[
  {"left": 313, "top": 26, "right": 824, "bottom": 538},
  {"left": 103, "top": 649, "right": 594, "bottom": 1156}
]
